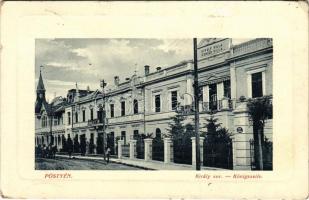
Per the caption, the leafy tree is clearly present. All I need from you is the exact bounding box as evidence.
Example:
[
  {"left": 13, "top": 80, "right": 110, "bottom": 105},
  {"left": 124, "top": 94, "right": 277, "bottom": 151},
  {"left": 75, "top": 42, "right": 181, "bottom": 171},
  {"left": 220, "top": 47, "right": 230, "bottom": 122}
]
[{"left": 247, "top": 95, "right": 273, "bottom": 170}]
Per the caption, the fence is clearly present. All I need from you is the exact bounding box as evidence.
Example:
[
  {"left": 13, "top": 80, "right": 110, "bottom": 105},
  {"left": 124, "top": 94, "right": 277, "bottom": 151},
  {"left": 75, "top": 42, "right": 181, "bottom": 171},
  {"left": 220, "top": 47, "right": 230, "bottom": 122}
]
[
  {"left": 152, "top": 137, "right": 164, "bottom": 161},
  {"left": 173, "top": 138, "right": 192, "bottom": 165},
  {"left": 203, "top": 139, "right": 233, "bottom": 169},
  {"left": 136, "top": 137, "right": 145, "bottom": 159}
]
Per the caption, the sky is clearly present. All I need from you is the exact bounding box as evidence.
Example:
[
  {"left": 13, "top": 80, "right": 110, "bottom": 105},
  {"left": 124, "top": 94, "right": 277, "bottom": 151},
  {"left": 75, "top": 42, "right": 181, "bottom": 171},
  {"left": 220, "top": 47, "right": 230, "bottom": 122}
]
[{"left": 35, "top": 38, "right": 251, "bottom": 102}]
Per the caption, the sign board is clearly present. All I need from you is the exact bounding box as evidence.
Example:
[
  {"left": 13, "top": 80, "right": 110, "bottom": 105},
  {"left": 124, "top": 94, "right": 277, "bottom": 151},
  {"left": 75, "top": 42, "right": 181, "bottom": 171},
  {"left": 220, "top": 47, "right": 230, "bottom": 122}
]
[
  {"left": 236, "top": 127, "right": 243, "bottom": 133},
  {"left": 197, "top": 38, "right": 231, "bottom": 60}
]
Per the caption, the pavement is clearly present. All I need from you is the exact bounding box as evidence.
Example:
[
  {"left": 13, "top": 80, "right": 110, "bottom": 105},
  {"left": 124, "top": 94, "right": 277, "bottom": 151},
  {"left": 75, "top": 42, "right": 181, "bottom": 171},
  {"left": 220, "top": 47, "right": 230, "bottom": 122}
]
[
  {"left": 36, "top": 157, "right": 143, "bottom": 170},
  {"left": 56, "top": 154, "right": 226, "bottom": 170}
]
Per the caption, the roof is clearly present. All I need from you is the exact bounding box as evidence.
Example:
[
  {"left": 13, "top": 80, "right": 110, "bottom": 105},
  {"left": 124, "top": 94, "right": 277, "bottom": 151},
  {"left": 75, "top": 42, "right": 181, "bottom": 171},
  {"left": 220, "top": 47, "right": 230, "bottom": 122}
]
[
  {"left": 78, "top": 90, "right": 103, "bottom": 102},
  {"left": 36, "top": 70, "right": 45, "bottom": 91}
]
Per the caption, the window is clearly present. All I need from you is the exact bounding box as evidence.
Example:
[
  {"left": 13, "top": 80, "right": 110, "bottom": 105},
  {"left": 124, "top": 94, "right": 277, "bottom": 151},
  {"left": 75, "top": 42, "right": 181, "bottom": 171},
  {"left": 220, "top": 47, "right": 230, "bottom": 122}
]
[
  {"left": 54, "top": 117, "right": 58, "bottom": 126},
  {"left": 155, "top": 94, "right": 161, "bottom": 112},
  {"left": 252, "top": 72, "right": 263, "bottom": 98},
  {"left": 75, "top": 112, "right": 78, "bottom": 123},
  {"left": 133, "top": 130, "right": 139, "bottom": 139},
  {"left": 97, "top": 110, "right": 103, "bottom": 123},
  {"left": 110, "top": 104, "right": 114, "bottom": 118},
  {"left": 42, "top": 116, "right": 47, "bottom": 127},
  {"left": 223, "top": 80, "right": 231, "bottom": 98},
  {"left": 90, "top": 108, "right": 93, "bottom": 120},
  {"left": 67, "top": 112, "right": 71, "bottom": 125},
  {"left": 171, "top": 91, "right": 178, "bottom": 110},
  {"left": 82, "top": 110, "right": 86, "bottom": 122},
  {"left": 155, "top": 128, "right": 161, "bottom": 139},
  {"left": 209, "top": 83, "right": 217, "bottom": 110},
  {"left": 121, "top": 131, "right": 126, "bottom": 144},
  {"left": 198, "top": 87, "right": 203, "bottom": 102},
  {"left": 133, "top": 100, "right": 138, "bottom": 114},
  {"left": 121, "top": 102, "right": 125, "bottom": 116}
]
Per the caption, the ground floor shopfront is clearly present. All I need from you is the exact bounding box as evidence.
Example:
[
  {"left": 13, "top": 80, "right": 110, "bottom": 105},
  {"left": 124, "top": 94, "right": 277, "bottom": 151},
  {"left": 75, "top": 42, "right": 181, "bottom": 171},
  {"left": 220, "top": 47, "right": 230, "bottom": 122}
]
[{"left": 35, "top": 102, "right": 272, "bottom": 170}]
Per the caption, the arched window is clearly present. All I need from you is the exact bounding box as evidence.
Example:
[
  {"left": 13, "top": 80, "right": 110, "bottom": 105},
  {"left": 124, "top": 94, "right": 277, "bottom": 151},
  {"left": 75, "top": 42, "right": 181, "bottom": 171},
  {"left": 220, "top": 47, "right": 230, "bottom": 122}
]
[
  {"left": 155, "top": 128, "right": 161, "bottom": 139},
  {"left": 133, "top": 99, "right": 138, "bottom": 114}
]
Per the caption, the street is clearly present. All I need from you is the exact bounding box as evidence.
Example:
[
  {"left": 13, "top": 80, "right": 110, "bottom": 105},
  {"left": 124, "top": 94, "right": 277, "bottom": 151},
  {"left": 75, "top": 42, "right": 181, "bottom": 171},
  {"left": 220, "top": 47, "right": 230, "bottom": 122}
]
[{"left": 35, "top": 157, "right": 144, "bottom": 170}]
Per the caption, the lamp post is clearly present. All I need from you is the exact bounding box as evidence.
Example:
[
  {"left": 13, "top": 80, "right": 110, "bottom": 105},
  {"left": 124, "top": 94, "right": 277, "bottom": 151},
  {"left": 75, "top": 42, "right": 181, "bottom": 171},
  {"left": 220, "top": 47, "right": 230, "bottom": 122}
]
[
  {"left": 193, "top": 38, "right": 201, "bottom": 170},
  {"left": 100, "top": 79, "right": 107, "bottom": 161}
]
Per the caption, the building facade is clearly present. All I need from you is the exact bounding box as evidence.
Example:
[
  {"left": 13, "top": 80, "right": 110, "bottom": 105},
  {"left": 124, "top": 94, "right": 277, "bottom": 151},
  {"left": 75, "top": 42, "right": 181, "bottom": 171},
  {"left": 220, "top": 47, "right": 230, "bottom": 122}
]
[{"left": 35, "top": 38, "right": 273, "bottom": 170}]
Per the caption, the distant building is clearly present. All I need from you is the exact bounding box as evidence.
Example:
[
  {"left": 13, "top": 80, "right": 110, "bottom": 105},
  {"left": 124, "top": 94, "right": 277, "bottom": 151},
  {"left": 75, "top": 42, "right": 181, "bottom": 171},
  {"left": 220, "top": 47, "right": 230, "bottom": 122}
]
[{"left": 35, "top": 38, "right": 273, "bottom": 170}]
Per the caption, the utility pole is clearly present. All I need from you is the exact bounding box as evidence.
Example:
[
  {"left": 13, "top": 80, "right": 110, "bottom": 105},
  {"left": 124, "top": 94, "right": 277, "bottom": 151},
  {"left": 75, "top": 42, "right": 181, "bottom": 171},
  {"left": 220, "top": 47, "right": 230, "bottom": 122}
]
[
  {"left": 100, "top": 79, "right": 107, "bottom": 161},
  {"left": 193, "top": 38, "right": 201, "bottom": 170}
]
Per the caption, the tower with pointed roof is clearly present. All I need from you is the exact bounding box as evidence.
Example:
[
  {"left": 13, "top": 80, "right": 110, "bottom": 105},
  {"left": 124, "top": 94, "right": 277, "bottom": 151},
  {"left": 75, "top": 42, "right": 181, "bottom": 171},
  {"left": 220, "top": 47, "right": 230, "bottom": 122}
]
[{"left": 35, "top": 67, "right": 47, "bottom": 114}]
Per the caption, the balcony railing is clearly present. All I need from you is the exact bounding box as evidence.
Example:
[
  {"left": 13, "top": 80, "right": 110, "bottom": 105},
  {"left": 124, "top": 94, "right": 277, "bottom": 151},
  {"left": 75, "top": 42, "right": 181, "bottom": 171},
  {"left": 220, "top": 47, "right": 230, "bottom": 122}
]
[
  {"left": 35, "top": 124, "right": 65, "bottom": 133},
  {"left": 176, "top": 98, "right": 236, "bottom": 114},
  {"left": 87, "top": 119, "right": 103, "bottom": 127},
  {"left": 201, "top": 99, "right": 235, "bottom": 112}
]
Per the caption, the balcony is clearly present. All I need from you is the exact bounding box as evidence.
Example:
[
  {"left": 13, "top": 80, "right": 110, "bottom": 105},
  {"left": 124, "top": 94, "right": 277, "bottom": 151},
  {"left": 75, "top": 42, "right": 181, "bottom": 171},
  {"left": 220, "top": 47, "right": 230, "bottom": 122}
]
[
  {"left": 52, "top": 124, "right": 65, "bottom": 132},
  {"left": 35, "top": 124, "right": 65, "bottom": 134},
  {"left": 201, "top": 99, "right": 236, "bottom": 113},
  {"left": 176, "top": 98, "right": 236, "bottom": 115},
  {"left": 87, "top": 119, "right": 103, "bottom": 127}
]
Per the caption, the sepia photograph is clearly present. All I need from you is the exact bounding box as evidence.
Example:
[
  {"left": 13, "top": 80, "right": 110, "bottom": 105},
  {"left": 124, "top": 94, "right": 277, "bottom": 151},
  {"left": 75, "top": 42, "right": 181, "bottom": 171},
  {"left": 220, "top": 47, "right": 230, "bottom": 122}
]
[
  {"left": 34, "top": 38, "right": 273, "bottom": 171},
  {"left": 1, "top": 1, "right": 308, "bottom": 199}
]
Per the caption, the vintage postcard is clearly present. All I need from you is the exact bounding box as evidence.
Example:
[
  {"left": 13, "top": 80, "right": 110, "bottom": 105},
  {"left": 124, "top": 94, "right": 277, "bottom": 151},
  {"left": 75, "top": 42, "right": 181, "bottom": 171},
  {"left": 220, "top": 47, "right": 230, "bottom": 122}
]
[{"left": 1, "top": 1, "right": 308, "bottom": 199}]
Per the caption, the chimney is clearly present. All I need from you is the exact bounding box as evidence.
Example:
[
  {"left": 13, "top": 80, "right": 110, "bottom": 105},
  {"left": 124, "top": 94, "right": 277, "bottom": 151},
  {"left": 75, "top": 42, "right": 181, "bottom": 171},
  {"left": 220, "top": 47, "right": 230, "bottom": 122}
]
[
  {"left": 144, "top": 65, "right": 150, "bottom": 76},
  {"left": 87, "top": 86, "right": 90, "bottom": 93},
  {"left": 114, "top": 76, "right": 119, "bottom": 86},
  {"left": 156, "top": 67, "right": 161, "bottom": 71}
]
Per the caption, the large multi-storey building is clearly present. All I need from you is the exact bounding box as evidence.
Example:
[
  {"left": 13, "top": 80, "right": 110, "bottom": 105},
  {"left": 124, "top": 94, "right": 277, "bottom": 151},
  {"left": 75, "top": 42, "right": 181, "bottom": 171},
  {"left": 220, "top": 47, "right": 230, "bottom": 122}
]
[{"left": 35, "top": 38, "right": 273, "bottom": 169}]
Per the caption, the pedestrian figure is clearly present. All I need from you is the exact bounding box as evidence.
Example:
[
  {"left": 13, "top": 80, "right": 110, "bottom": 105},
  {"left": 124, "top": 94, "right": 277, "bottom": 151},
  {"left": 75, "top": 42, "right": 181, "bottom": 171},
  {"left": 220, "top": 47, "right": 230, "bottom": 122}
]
[{"left": 106, "top": 147, "right": 111, "bottom": 164}]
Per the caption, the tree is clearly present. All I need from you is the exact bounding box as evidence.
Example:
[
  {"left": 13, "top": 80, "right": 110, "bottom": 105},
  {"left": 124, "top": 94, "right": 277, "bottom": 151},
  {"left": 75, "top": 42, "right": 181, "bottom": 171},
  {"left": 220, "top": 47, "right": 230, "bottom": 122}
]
[
  {"left": 167, "top": 110, "right": 195, "bottom": 164},
  {"left": 202, "top": 115, "right": 233, "bottom": 169},
  {"left": 73, "top": 135, "right": 80, "bottom": 153},
  {"left": 89, "top": 136, "right": 95, "bottom": 154},
  {"left": 247, "top": 95, "right": 272, "bottom": 170},
  {"left": 96, "top": 134, "right": 104, "bottom": 154},
  {"left": 166, "top": 111, "right": 186, "bottom": 139}
]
